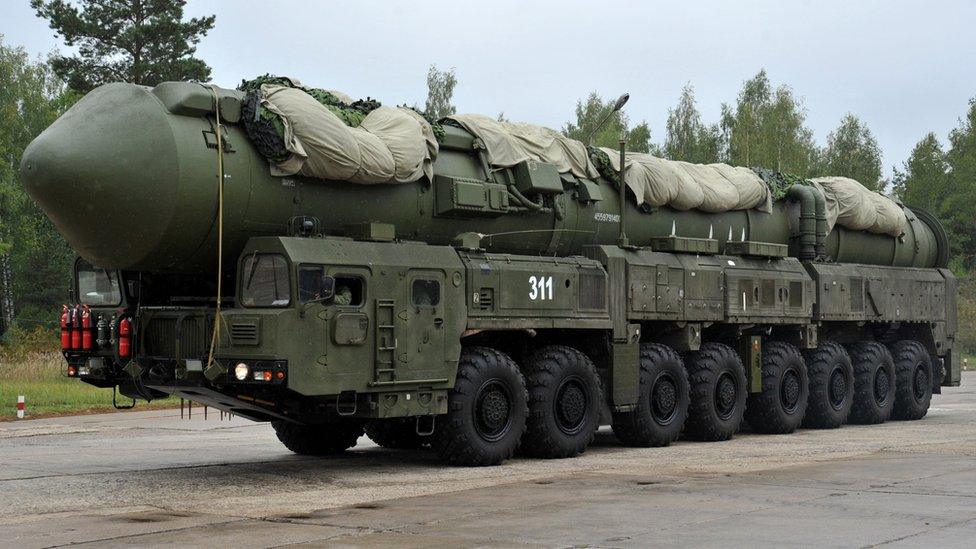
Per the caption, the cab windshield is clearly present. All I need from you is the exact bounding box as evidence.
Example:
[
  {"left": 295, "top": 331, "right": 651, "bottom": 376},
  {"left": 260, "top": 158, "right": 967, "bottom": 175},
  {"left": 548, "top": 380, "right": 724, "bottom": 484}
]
[
  {"left": 76, "top": 259, "right": 122, "bottom": 306},
  {"left": 240, "top": 253, "right": 290, "bottom": 307}
]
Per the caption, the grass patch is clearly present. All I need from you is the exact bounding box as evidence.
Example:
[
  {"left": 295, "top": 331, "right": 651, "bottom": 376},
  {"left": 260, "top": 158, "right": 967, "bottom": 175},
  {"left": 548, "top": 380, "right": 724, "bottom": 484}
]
[{"left": 0, "top": 350, "right": 175, "bottom": 420}]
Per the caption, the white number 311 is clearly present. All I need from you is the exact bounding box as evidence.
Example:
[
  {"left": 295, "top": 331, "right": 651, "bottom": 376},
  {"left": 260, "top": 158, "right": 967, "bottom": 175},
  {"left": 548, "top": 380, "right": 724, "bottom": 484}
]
[{"left": 529, "top": 275, "right": 553, "bottom": 300}]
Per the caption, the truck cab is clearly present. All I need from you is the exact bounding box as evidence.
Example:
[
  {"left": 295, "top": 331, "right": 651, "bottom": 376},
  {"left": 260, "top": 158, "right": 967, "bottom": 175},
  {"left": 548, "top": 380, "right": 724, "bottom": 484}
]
[{"left": 128, "top": 235, "right": 467, "bottom": 422}]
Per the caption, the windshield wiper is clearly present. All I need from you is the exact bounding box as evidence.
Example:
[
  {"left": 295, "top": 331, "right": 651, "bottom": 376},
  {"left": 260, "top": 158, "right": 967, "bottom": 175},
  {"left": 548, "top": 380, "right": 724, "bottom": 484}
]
[{"left": 244, "top": 251, "right": 260, "bottom": 289}]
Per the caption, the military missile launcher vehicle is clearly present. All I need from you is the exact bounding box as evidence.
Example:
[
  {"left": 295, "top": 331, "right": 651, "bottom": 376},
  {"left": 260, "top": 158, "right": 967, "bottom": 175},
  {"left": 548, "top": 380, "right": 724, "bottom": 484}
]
[{"left": 22, "top": 78, "right": 960, "bottom": 465}]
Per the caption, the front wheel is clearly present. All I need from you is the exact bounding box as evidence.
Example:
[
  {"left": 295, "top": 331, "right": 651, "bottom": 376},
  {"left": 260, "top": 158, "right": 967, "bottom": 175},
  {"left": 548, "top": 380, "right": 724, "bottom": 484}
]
[{"left": 432, "top": 346, "right": 528, "bottom": 466}]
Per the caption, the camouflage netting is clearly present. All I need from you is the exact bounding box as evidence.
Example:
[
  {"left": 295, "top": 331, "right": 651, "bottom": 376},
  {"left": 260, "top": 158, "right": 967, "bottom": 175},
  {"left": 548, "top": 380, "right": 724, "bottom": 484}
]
[
  {"left": 444, "top": 114, "right": 600, "bottom": 180},
  {"left": 752, "top": 169, "right": 906, "bottom": 236},
  {"left": 810, "top": 177, "right": 906, "bottom": 236},
  {"left": 593, "top": 148, "right": 772, "bottom": 214},
  {"left": 236, "top": 76, "right": 905, "bottom": 235},
  {"left": 238, "top": 75, "right": 440, "bottom": 183},
  {"left": 591, "top": 151, "right": 905, "bottom": 236}
]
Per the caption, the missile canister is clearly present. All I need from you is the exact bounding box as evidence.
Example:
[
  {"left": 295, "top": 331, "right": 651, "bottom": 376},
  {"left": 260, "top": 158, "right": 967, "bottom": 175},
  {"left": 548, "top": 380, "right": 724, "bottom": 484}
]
[{"left": 20, "top": 82, "right": 949, "bottom": 273}]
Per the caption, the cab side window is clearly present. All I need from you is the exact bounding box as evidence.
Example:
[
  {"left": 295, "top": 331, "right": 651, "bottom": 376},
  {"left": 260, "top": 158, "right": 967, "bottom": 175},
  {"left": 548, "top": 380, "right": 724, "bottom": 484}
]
[
  {"left": 411, "top": 279, "right": 440, "bottom": 307},
  {"left": 298, "top": 264, "right": 329, "bottom": 304},
  {"left": 334, "top": 277, "right": 364, "bottom": 307}
]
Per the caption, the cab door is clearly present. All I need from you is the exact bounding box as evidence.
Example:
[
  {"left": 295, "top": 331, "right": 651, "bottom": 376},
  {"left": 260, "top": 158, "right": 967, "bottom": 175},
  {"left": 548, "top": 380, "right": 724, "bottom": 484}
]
[{"left": 393, "top": 269, "right": 448, "bottom": 383}]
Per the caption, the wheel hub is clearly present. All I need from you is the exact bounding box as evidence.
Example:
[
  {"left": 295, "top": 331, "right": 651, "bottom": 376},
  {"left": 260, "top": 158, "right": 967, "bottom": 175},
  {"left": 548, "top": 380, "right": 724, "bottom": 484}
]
[
  {"left": 780, "top": 369, "right": 801, "bottom": 412},
  {"left": 828, "top": 367, "right": 848, "bottom": 409},
  {"left": 555, "top": 379, "right": 588, "bottom": 435},
  {"left": 475, "top": 380, "right": 512, "bottom": 441},
  {"left": 715, "top": 372, "right": 737, "bottom": 420},
  {"left": 874, "top": 368, "right": 890, "bottom": 405},
  {"left": 651, "top": 374, "right": 678, "bottom": 424},
  {"left": 913, "top": 363, "right": 929, "bottom": 401}
]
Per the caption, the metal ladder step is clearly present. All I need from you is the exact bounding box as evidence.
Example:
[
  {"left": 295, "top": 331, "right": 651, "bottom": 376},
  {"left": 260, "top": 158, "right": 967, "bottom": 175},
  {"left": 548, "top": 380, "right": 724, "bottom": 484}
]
[{"left": 374, "top": 299, "right": 397, "bottom": 383}]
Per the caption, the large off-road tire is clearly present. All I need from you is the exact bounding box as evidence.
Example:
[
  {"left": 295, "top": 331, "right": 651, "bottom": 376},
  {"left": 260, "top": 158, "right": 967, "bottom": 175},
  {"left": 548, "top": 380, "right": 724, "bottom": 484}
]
[
  {"left": 889, "top": 340, "right": 934, "bottom": 421},
  {"left": 847, "top": 342, "right": 896, "bottom": 424},
  {"left": 365, "top": 418, "right": 429, "bottom": 449},
  {"left": 802, "top": 341, "right": 854, "bottom": 429},
  {"left": 271, "top": 420, "right": 364, "bottom": 456},
  {"left": 432, "top": 346, "right": 528, "bottom": 466},
  {"left": 683, "top": 342, "right": 748, "bottom": 441},
  {"left": 520, "top": 345, "right": 603, "bottom": 459},
  {"left": 612, "top": 343, "right": 690, "bottom": 447},
  {"left": 745, "top": 341, "right": 809, "bottom": 434}
]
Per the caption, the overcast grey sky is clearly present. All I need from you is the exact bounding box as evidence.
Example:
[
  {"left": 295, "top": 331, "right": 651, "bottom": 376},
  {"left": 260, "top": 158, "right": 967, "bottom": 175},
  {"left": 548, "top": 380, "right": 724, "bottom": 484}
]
[{"left": 4, "top": 0, "right": 975, "bottom": 178}]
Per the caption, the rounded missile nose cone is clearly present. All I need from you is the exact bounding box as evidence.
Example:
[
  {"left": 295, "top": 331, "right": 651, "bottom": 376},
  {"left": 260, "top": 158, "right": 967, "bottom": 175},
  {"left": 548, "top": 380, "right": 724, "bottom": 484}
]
[{"left": 20, "top": 83, "right": 181, "bottom": 270}]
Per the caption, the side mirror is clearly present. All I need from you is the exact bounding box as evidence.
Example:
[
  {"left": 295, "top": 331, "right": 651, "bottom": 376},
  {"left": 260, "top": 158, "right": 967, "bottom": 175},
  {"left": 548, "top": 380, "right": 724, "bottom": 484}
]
[
  {"left": 319, "top": 275, "right": 336, "bottom": 301},
  {"left": 299, "top": 275, "right": 336, "bottom": 319}
]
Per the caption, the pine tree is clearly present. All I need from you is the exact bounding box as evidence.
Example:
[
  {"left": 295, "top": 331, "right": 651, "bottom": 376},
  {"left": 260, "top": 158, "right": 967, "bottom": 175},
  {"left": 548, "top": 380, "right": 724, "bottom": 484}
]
[
  {"left": 818, "top": 114, "right": 883, "bottom": 190},
  {"left": 31, "top": 0, "right": 215, "bottom": 93}
]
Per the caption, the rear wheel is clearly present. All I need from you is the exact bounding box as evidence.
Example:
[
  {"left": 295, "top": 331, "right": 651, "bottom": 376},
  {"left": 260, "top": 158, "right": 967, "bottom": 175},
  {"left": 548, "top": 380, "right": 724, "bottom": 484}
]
[
  {"left": 271, "top": 420, "right": 364, "bottom": 455},
  {"left": 612, "top": 343, "right": 690, "bottom": 447},
  {"left": 520, "top": 345, "right": 603, "bottom": 459},
  {"left": 745, "top": 341, "right": 808, "bottom": 434},
  {"left": 847, "top": 342, "right": 895, "bottom": 424},
  {"left": 802, "top": 341, "right": 854, "bottom": 429},
  {"left": 889, "top": 340, "right": 933, "bottom": 421},
  {"left": 365, "top": 418, "right": 428, "bottom": 449},
  {"left": 683, "top": 342, "right": 747, "bottom": 441},
  {"left": 432, "top": 346, "right": 528, "bottom": 466}
]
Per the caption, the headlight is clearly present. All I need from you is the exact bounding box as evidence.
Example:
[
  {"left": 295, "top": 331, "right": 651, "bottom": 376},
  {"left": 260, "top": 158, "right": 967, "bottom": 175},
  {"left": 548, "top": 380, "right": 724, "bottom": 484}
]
[{"left": 234, "top": 362, "right": 249, "bottom": 381}]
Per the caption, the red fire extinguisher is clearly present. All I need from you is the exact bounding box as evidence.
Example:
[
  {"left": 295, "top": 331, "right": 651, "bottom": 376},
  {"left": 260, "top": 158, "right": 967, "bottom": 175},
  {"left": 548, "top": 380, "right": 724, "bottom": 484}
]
[
  {"left": 81, "top": 305, "right": 93, "bottom": 350},
  {"left": 118, "top": 317, "right": 131, "bottom": 358},
  {"left": 70, "top": 305, "right": 82, "bottom": 350},
  {"left": 60, "top": 305, "right": 71, "bottom": 350}
]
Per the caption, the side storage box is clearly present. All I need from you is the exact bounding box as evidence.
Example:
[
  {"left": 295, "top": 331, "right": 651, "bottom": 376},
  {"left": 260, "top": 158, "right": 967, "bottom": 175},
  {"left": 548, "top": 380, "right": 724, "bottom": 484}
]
[{"left": 435, "top": 175, "right": 510, "bottom": 217}]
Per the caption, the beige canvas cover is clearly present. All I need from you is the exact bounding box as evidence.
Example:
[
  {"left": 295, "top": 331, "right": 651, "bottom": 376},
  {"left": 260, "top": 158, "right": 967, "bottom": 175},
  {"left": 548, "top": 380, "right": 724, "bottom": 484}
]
[
  {"left": 446, "top": 114, "right": 600, "bottom": 180},
  {"left": 601, "top": 149, "right": 773, "bottom": 213},
  {"left": 809, "top": 177, "right": 906, "bottom": 236},
  {"left": 260, "top": 84, "right": 436, "bottom": 184}
]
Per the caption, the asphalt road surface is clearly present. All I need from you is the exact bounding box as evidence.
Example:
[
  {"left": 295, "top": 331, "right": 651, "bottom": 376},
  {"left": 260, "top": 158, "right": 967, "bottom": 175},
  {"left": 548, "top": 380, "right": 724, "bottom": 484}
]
[{"left": 3, "top": 372, "right": 975, "bottom": 548}]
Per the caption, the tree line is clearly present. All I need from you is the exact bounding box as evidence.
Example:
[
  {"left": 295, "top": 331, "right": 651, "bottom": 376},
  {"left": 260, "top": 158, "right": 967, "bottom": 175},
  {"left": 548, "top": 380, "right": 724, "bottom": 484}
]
[
  {"left": 1, "top": 0, "right": 975, "bottom": 339},
  {"left": 566, "top": 72, "right": 883, "bottom": 191}
]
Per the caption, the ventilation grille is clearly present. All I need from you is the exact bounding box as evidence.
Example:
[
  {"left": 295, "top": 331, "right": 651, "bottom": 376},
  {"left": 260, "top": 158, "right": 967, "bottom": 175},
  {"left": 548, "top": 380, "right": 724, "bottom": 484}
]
[
  {"left": 143, "top": 318, "right": 176, "bottom": 357},
  {"left": 578, "top": 270, "right": 607, "bottom": 311},
  {"left": 850, "top": 277, "right": 864, "bottom": 312},
  {"left": 230, "top": 322, "right": 259, "bottom": 346},
  {"left": 477, "top": 288, "right": 494, "bottom": 310},
  {"left": 142, "top": 317, "right": 210, "bottom": 359}
]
